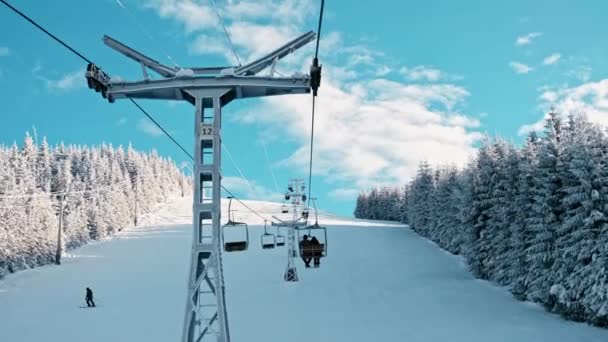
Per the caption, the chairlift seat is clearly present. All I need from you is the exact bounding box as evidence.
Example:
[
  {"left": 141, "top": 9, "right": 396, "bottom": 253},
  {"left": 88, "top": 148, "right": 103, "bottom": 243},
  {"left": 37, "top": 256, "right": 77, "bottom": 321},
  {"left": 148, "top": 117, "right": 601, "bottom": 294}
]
[
  {"left": 300, "top": 244, "right": 325, "bottom": 258},
  {"left": 276, "top": 236, "right": 286, "bottom": 246},
  {"left": 224, "top": 241, "right": 247, "bottom": 252}
]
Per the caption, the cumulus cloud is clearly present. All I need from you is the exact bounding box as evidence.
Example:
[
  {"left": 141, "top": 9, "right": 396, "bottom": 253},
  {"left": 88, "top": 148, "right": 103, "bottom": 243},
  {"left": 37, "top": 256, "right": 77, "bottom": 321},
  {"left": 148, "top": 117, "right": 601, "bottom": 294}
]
[
  {"left": 223, "top": 176, "right": 283, "bottom": 202},
  {"left": 45, "top": 70, "right": 85, "bottom": 91},
  {"left": 567, "top": 65, "right": 592, "bottom": 82},
  {"left": 509, "top": 61, "right": 533, "bottom": 74},
  {"left": 137, "top": 118, "right": 163, "bottom": 137},
  {"left": 143, "top": 0, "right": 483, "bottom": 191},
  {"left": 237, "top": 75, "right": 481, "bottom": 189},
  {"left": 519, "top": 79, "right": 608, "bottom": 135},
  {"left": 328, "top": 188, "right": 361, "bottom": 201},
  {"left": 515, "top": 32, "right": 543, "bottom": 46},
  {"left": 143, "top": 0, "right": 218, "bottom": 32},
  {"left": 542, "top": 53, "right": 561, "bottom": 65},
  {"left": 400, "top": 65, "right": 442, "bottom": 82}
]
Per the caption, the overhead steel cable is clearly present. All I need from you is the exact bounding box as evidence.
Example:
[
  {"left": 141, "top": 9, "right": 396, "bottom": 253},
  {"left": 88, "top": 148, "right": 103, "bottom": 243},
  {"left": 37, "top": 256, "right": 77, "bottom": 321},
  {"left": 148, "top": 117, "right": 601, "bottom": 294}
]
[
  {"left": 128, "top": 99, "right": 194, "bottom": 160},
  {"left": 0, "top": 0, "right": 93, "bottom": 64},
  {"left": 209, "top": 0, "right": 241, "bottom": 66},
  {"left": 306, "top": 0, "right": 325, "bottom": 211},
  {"left": 0, "top": 0, "right": 270, "bottom": 222}
]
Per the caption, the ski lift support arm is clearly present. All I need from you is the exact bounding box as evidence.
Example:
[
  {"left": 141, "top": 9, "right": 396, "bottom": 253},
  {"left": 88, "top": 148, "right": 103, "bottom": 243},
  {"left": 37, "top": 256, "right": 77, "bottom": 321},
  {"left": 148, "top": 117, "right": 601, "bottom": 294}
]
[
  {"left": 234, "top": 31, "right": 316, "bottom": 76},
  {"left": 103, "top": 35, "right": 236, "bottom": 78}
]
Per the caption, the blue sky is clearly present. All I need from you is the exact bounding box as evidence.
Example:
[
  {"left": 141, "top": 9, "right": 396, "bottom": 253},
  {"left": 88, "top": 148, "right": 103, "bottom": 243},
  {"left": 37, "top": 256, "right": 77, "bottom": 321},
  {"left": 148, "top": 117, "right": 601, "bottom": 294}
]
[{"left": 1, "top": 0, "right": 608, "bottom": 216}]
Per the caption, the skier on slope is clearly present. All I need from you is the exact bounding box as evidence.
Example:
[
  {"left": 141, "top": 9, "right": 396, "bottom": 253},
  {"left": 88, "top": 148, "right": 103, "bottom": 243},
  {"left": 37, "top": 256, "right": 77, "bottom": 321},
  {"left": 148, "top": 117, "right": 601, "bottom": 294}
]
[{"left": 85, "top": 287, "right": 96, "bottom": 307}]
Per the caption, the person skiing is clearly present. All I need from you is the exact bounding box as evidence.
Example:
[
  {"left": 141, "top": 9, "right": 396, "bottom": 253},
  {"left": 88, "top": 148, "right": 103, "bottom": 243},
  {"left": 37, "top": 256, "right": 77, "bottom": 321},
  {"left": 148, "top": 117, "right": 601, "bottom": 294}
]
[
  {"left": 300, "top": 235, "right": 312, "bottom": 267},
  {"left": 310, "top": 236, "right": 321, "bottom": 267},
  {"left": 85, "top": 287, "right": 96, "bottom": 307}
]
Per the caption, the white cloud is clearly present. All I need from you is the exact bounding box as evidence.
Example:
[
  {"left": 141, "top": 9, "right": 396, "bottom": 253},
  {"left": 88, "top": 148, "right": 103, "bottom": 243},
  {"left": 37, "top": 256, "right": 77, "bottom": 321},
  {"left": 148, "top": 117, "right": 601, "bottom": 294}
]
[
  {"left": 400, "top": 65, "right": 442, "bottom": 82},
  {"left": 143, "top": 0, "right": 218, "bottom": 32},
  {"left": 519, "top": 79, "right": 608, "bottom": 135},
  {"left": 189, "top": 34, "right": 235, "bottom": 62},
  {"left": 228, "top": 22, "right": 295, "bottom": 61},
  {"left": 567, "top": 65, "right": 592, "bottom": 82},
  {"left": 31, "top": 61, "right": 42, "bottom": 74},
  {"left": 328, "top": 188, "right": 361, "bottom": 201},
  {"left": 116, "top": 117, "right": 127, "bottom": 126},
  {"left": 137, "top": 118, "right": 163, "bottom": 137},
  {"left": 0, "top": 47, "right": 10, "bottom": 57},
  {"left": 515, "top": 32, "right": 543, "bottom": 46},
  {"left": 144, "top": 0, "right": 482, "bottom": 191},
  {"left": 509, "top": 61, "right": 533, "bottom": 74},
  {"left": 542, "top": 53, "right": 561, "bottom": 65},
  {"left": 375, "top": 65, "right": 391, "bottom": 77},
  {"left": 45, "top": 70, "right": 84, "bottom": 90},
  {"left": 223, "top": 176, "right": 283, "bottom": 202},
  {"left": 237, "top": 75, "right": 481, "bottom": 189}
]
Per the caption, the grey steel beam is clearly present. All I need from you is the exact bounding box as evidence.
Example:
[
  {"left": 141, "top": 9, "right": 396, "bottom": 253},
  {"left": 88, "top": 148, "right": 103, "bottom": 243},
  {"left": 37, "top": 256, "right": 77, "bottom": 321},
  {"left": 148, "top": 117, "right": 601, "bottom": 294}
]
[
  {"left": 234, "top": 31, "right": 316, "bottom": 76},
  {"left": 103, "top": 35, "right": 178, "bottom": 78}
]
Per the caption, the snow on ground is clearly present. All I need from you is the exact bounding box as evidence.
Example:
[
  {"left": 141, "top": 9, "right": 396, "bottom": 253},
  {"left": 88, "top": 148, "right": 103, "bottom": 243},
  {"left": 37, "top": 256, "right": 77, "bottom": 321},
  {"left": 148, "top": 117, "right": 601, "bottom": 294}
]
[{"left": 1, "top": 196, "right": 608, "bottom": 342}]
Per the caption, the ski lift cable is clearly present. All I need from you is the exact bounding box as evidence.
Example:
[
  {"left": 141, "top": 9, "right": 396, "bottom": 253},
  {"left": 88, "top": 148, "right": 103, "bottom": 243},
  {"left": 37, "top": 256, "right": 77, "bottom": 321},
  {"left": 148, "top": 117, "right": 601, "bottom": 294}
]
[
  {"left": 221, "top": 143, "right": 257, "bottom": 195},
  {"left": 0, "top": 0, "right": 93, "bottom": 64},
  {"left": 261, "top": 140, "right": 280, "bottom": 194},
  {"left": 0, "top": 0, "right": 271, "bottom": 223},
  {"left": 0, "top": 0, "right": 193, "bottom": 161},
  {"left": 208, "top": 0, "right": 241, "bottom": 66},
  {"left": 0, "top": 175, "right": 138, "bottom": 200},
  {"left": 113, "top": 0, "right": 179, "bottom": 67},
  {"left": 306, "top": 0, "right": 325, "bottom": 210}
]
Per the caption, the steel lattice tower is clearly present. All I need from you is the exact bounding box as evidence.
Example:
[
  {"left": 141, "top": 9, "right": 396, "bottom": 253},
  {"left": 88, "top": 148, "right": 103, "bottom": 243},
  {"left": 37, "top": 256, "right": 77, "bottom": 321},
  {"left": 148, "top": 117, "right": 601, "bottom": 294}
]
[{"left": 86, "top": 31, "right": 318, "bottom": 342}]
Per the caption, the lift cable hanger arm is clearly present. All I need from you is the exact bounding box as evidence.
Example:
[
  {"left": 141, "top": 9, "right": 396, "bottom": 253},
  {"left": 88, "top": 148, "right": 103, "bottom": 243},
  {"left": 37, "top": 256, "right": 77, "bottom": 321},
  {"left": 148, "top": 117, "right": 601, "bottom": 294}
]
[
  {"left": 103, "top": 35, "right": 178, "bottom": 78},
  {"left": 234, "top": 30, "right": 316, "bottom": 76},
  {"left": 104, "top": 35, "right": 238, "bottom": 77}
]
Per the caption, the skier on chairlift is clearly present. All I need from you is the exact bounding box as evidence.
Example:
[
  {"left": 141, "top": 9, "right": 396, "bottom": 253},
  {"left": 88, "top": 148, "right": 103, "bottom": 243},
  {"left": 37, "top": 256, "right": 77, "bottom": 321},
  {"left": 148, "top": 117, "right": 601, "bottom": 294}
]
[
  {"left": 300, "top": 235, "right": 312, "bottom": 267},
  {"left": 310, "top": 236, "right": 321, "bottom": 267}
]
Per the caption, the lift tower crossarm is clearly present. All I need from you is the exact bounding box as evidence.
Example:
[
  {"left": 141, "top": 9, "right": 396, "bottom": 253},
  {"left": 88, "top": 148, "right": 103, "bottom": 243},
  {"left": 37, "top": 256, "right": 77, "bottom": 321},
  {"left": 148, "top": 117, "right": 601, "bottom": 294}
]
[
  {"left": 234, "top": 31, "right": 316, "bottom": 76},
  {"left": 106, "top": 75, "right": 311, "bottom": 103},
  {"left": 103, "top": 35, "right": 179, "bottom": 78}
]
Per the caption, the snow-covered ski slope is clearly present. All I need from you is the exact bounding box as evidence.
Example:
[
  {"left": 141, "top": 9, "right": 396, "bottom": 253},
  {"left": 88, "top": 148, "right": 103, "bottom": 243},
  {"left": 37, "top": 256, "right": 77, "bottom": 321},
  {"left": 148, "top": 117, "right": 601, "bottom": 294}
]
[{"left": 1, "top": 196, "right": 607, "bottom": 342}]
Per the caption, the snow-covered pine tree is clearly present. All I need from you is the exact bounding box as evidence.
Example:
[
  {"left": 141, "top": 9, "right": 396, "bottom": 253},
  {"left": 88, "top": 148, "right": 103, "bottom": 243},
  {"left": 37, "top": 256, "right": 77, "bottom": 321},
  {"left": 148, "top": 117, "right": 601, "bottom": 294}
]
[
  {"left": 526, "top": 112, "right": 564, "bottom": 304},
  {"left": 0, "top": 134, "right": 184, "bottom": 279},
  {"left": 466, "top": 137, "right": 496, "bottom": 279},
  {"left": 510, "top": 133, "right": 539, "bottom": 300}
]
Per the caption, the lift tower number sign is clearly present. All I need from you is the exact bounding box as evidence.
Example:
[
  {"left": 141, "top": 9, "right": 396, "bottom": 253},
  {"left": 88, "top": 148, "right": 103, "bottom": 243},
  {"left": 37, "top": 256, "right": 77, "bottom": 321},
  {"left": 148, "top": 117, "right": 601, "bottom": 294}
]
[{"left": 201, "top": 124, "right": 213, "bottom": 137}]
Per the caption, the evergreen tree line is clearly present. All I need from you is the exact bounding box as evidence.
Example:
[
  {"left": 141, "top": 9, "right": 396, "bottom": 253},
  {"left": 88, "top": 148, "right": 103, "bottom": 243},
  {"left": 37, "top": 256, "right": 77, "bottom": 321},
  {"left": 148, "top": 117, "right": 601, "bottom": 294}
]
[
  {"left": 355, "top": 113, "right": 608, "bottom": 326},
  {"left": 0, "top": 133, "right": 185, "bottom": 278}
]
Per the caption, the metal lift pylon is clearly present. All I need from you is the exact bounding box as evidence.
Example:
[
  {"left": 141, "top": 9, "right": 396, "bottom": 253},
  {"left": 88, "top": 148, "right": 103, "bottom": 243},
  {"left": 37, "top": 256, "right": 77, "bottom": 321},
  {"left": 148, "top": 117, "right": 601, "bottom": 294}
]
[{"left": 85, "top": 31, "right": 320, "bottom": 342}]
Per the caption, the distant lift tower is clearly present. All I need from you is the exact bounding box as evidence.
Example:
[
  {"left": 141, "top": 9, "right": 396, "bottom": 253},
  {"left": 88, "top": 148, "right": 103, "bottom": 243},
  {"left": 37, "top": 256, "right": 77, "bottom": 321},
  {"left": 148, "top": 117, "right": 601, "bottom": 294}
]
[
  {"left": 272, "top": 178, "right": 308, "bottom": 282},
  {"left": 86, "top": 31, "right": 321, "bottom": 342}
]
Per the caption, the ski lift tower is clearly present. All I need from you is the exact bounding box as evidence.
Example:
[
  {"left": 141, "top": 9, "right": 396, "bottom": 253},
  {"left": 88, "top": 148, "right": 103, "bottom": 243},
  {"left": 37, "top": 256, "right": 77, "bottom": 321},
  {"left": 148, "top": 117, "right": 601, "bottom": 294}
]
[
  {"left": 86, "top": 31, "right": 321, "bottom": 342},
  {"left": 272, "top": 178, "right": 308, "bottom": 282}
]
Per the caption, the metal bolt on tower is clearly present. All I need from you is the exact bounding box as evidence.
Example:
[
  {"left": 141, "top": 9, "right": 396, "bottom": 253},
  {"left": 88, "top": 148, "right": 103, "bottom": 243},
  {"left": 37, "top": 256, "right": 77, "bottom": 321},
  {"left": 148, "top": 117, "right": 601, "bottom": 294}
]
[{"left": 86, "top": 31, "right": 319, "bottom": 342}]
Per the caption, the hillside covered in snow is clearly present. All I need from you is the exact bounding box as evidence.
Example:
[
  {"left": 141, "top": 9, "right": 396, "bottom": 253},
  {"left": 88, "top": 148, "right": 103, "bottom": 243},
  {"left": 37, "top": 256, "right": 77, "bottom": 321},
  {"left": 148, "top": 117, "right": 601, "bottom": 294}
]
[
  {"left": 356, "top": 113, "right": 608, "bottom": 327},
  {"left": 0, "top": 133, "right": 185, "bottom": 278},
  {"left": 1, "top": 196, "right": 607, "bottom": 342}
]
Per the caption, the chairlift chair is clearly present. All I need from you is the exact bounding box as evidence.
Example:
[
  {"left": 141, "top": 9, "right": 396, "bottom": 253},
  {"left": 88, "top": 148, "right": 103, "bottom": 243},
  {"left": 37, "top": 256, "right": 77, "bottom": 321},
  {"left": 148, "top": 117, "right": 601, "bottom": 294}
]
[
  {"left": 297, "top": 198, "right": 326, "bottom": 259},
  {"left": 275, "top": 225, "right": 286, "bottom": 247},
  {"left": 261, "top": 221, "right": 276, "bottom": 249},
  {"left": 222, "top": 197, "right": 249, "bottom": 252},
  {"left": 281, "top": 204, "right": 289, "bottom": 214},
  {"left": 297, "top": 223, "right": 327, "bottom": 259}
]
